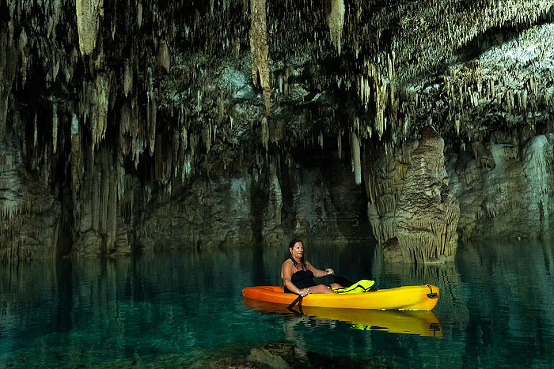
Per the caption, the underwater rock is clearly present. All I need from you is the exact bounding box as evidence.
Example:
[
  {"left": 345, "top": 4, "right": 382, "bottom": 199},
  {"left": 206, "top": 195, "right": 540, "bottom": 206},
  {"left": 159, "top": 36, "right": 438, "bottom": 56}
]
[{"left": 203, "top": 342, "right": 374, "bottom": 369}]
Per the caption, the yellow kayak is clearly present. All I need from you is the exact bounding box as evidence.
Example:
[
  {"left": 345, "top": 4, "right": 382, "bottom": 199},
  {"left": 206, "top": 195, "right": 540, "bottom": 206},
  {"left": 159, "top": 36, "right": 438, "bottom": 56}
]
[
  {"left": 242, "top": 284, "right": 439, "bottom": 311},
  {"left": 243, "top": 298, "right": 442, "bottom": 337}
]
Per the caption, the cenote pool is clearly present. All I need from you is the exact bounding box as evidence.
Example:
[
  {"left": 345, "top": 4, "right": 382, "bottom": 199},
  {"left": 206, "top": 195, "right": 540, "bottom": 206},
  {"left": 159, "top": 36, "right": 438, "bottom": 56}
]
[{"left": 1, "top": 240, "right": 553, "bottom": 368}]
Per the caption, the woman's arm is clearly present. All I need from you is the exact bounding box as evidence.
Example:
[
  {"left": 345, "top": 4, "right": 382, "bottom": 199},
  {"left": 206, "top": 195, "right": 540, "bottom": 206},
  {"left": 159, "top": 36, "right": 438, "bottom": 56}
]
[{"left": 306, "top": 261, "right": 334, "bottom": 278}]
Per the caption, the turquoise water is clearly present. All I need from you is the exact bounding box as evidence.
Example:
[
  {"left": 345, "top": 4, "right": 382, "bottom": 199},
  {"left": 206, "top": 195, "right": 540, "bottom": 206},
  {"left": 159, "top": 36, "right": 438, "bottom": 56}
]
[{"left": 1, "top": 241, "right": 553, "bottom": 368}]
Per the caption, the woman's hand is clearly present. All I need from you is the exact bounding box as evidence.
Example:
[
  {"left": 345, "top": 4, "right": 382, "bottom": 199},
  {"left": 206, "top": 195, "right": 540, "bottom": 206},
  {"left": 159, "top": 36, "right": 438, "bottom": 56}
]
[
  {"left": 325, "top": 268, "right": 335, "bottom": 276},
  {"left": 300, "top": 288, "right": 310, "bottom": 297}
]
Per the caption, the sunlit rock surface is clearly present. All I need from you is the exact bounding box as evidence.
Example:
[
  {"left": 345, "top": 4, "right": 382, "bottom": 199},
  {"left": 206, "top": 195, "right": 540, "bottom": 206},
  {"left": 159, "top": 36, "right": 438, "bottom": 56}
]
[{"left": 1, "top": 1, "right": 554, "bottom": 261}]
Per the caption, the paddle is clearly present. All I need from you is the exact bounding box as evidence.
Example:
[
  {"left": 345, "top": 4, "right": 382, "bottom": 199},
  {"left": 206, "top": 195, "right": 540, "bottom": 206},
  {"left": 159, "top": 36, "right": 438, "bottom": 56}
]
[
  {"left": 287, "top": 294, "right": 304, "bottom": 313},
  {"left": 333, "top": 274, "right": 353, "bottom": 287}
]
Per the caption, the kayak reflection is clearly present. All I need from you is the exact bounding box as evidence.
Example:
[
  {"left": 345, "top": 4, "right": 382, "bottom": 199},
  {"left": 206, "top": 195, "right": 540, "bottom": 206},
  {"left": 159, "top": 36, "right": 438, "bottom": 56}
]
[{"left": 243, "top": 297, "right": 442, "bottom": 337}]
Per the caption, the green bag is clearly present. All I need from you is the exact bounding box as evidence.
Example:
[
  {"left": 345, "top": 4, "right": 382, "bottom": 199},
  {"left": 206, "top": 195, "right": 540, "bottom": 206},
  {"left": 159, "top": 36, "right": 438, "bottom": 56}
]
[{"left": 333, "top": 279, "right": 375, "bottom": 294}]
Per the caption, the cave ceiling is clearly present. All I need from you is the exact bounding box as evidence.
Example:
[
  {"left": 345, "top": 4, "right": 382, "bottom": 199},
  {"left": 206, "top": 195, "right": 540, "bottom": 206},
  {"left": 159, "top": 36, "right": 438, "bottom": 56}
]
[{"left": 1, "top": 0, "right": 553, "bottom": 186}]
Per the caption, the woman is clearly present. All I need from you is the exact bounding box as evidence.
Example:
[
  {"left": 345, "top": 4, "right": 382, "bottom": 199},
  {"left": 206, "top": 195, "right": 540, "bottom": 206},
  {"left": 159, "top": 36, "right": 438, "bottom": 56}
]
[{"left": 281, "top": 239, "right": 343, "bottom": 297}]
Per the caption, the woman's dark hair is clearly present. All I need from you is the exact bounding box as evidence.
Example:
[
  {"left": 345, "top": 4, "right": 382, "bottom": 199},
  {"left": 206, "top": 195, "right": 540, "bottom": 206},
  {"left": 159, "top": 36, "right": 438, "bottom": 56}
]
[{"left": 288, "top": 238, "right": 306, "bottom": 269}]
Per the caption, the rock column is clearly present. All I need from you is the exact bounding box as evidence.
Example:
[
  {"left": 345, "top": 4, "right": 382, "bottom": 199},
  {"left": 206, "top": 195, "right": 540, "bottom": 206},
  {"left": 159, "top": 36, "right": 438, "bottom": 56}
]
[{"left": 394, "top": 127, "right": 460, "bottom": 263}]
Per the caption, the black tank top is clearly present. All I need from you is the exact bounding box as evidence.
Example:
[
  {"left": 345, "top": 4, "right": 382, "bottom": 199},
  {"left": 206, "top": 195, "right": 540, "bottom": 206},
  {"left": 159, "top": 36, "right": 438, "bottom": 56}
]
[{"left": 284, "top": 269, "right": 316, "bottom": 293}]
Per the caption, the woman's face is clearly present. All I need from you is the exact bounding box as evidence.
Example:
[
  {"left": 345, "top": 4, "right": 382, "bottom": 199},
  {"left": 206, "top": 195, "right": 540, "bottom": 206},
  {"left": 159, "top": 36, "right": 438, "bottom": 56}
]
[{"left": 290, "top": 241, "right": 304, "bottom": 260}]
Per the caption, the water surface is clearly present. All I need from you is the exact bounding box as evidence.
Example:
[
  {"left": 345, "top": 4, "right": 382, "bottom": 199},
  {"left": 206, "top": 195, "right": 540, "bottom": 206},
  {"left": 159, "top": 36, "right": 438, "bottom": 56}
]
[{"left": 1, "top": 241, "right": 553, "bottom": 368}]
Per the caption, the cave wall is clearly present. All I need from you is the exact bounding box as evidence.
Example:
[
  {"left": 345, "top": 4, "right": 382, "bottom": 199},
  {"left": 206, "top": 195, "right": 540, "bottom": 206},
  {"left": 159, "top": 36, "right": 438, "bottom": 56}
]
[
  {"left": 449, "top": 133, "right": 554, "bottom": 241},
  {"left": 134, "top": 149, "right": 371, "bottom": 253},
  {"left": 0, "top": 133, "right": 61, "bottom": 261}
]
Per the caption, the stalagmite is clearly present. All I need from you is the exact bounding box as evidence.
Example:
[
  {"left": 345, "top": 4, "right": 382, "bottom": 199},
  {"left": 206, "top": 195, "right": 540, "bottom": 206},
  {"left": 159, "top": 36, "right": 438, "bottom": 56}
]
[
  {"left": 326, "top": 0, "right": 345, "bottom": 54},
  {"left": 75, "top": 0, "right": 104, "bottom": 55},
  {"left": 351, "top": 132, "right": 361, "bottom": 185},
  {"left": 250, "top": 0, "right": 271, "bottom": 115}
]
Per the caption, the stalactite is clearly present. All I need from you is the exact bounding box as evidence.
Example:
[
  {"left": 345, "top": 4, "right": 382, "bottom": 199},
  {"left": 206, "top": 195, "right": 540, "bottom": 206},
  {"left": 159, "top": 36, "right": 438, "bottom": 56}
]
[
  {"left": 33, "top": 112, "right": 37, "bottom": 151},
  {"left": 375, "top": 81, "right": 386, "bottom": 139},
  {"left": 337, "top": 130, "right": 342, "bottom": 159},
  {"left": 250, "top": 0, "right": 271, "bottom": 115},
  {"left": 123, "top": 60, "right": 133, "bottom": 97},
  {"left": 18, "top": 28, "right": 28, "bottom": 87},
  {"left": 0, "top": 84, "right": 8, "bottom": 144},
  {"left": 137, "top": 1, "right": 143, "bottom": 29},
  {"left": 522, "top": 89, "right": 528, "bottom": 111},
  {"left": 89, "top": 73, "right": 110, "bottom": 151},
  {"left": 262, "top": 158, "right": 283, "bottom": 239},
  {"left": 182, "top": 154, "right": 192, "bottom": 182},
  {"left": 190, "top": 133, "right": 198, "bottom": 156},
  {"left": 75, "top": 0, "right": 104, "bottom": 55},
  {"left": 351, "top": 131, "right": 361, "bottom": 185},
  {"left": 326, "top": 0, "right": 345, "bottom": 54},
  {"left": 146, "top": 67, "right": 156, "bottom": 156},
  {"left": 130, "top": 99, "right": 142, "bottom": 168},
  {"left": 70, "top": 114, "right": 82, "bottom": 200},
  {"left": 181, "top": 126, "right": 188, "bottom": 152},
  {"left": 119, "top": 101, "right": 130, "bottom": 155},
  {"left": 261, "top": 117, "right": 269, "bottom": 150},
  {"left": 157, "top": 40, "right": 170, "bottom": 74},
  {"left": 173, "top": 129, "right": 184, "bottom": 178},
  {"left": 154, "top": 134, "right": 172, "bottom": 183},
  {"left": 202, "top": 123, "right": 212, "bottom": 153},
  {"left": 52, "top": 102, "right": 58, "bottom": 154},
  {"left": 455, "top": 117, "right": 460, "bottom": 136}
]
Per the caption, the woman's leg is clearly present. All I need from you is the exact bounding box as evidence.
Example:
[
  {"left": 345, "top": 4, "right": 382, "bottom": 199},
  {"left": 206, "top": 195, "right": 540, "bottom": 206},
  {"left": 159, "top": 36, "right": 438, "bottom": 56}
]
[{"left": 309, "top": 284, "right": 337, "bottom": 294}]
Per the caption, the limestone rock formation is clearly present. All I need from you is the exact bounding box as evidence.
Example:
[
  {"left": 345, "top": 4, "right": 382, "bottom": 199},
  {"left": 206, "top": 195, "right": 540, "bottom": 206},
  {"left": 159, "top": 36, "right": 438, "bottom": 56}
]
[
  {"left": 449, "top": 133, "right": 554, "bottom": 241},
  {"left": 394, "top": 128, "right": 460, "bottom": 263},
  {"left": 0, "top": 134, "right": 61, "bottom": 262},
  {"left": 1, "top": 0, "right": 554, "bottom": 261}
]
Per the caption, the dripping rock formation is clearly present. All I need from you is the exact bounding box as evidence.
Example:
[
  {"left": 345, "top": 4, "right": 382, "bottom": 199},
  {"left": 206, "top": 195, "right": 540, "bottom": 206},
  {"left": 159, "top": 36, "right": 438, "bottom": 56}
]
[{"left": 1, "top": 1, "right": 554, "bottom": 262}]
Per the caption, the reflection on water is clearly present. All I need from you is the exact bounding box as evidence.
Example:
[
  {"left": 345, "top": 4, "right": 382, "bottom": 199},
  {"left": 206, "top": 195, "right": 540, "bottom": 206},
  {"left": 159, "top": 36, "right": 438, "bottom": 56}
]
[
  {"left": 1, "top": 241, "right": 554, "bottom": 368},
  {"left": 243, "top": 297, "right": 443, "bottom": 337}
]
